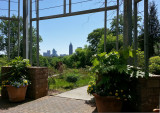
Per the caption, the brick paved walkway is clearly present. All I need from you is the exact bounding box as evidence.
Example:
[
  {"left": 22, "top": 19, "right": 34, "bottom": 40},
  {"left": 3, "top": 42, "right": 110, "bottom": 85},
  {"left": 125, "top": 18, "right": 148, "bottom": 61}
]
[{"left": 0, "top": 96, "right": 96, "bottom": 113}]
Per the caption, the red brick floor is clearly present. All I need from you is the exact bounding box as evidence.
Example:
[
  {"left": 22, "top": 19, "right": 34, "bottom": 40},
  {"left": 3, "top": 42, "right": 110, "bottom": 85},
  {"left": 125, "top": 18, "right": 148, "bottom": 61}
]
[{"left": 0, "top": 96, "right": 96, "bottom": 113}]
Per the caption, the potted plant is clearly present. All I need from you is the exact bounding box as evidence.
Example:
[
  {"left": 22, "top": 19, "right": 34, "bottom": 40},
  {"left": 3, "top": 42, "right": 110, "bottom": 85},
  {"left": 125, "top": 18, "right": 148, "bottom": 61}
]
[
  {"left": 2, "top": 57, "right": 31, "bottom": 102},
  {"left": 87, "top": 48, "right": 138, "bottom": 112}
]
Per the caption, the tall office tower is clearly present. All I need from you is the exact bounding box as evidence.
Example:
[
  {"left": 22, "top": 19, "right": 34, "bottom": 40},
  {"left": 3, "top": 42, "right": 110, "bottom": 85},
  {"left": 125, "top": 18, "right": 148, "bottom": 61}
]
[{"left": 69, "top": 43, "right": 73, "bottom": 55}]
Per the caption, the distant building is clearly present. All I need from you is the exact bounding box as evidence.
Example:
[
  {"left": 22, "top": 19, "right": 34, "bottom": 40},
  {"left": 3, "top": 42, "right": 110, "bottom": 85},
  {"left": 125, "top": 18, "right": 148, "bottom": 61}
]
[
  {"left": 43, "top": 50, "right": 51, "bottom": 57},
  {"left": 60, "top": 54, "right": 67, "bottom": 57},
  {"left": 77, "top": 47, "right": 82, "bottom": 49},
  {"left": 69, "top": 43, "right": 73, "bottom": 55},
  {"left": 52, "top": 48, "right": 58, "bottom": 57}
]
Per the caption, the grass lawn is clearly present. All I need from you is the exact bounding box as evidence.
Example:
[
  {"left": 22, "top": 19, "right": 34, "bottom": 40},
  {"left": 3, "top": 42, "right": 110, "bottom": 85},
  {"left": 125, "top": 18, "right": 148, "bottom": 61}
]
[{"left": 48, "top": 68, "right": 91, "bottom": 92}]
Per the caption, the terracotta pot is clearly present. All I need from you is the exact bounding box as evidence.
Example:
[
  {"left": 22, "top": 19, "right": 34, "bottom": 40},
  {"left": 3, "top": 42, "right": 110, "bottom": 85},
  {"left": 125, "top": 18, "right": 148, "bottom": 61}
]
[
  {"left": 6, "top": 85, "right": 28, "bottom": 102},
  {"left": 93, "top": 93, "right": 122, "bottom": 112}
]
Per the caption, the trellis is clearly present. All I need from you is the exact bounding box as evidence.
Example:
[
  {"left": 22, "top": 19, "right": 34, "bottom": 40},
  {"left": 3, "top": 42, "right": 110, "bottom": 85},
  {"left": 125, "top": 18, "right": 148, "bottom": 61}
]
[{"left": 0, "top": 0, "right": 149, "bottom": 76}]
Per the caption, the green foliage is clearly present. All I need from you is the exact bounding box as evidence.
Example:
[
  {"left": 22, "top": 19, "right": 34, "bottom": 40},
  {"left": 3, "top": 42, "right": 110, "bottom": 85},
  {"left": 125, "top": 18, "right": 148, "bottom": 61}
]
[
  {"left": 88, "top": 48, "right": 138, "bottom": 101},
  {"left": 87, "top": 28, "right": 112, "bottom": 52},
  {"left": 136, "top": 49, "right": 145, "bottom": 68},
  {"left": 66, "top": 73, "right": 79, "bottom": 83},
  {"left": 63, "top": 45, "right": 93, "bottom": 68},
  {"left": 97, "top": 34, "right": 123, "bottom": 53},
  {"left": 0, "top": 15, "right": 43, "bottom": 61},
  {"left": 48, "top": 69, "right": 91, "bottom": 91},
  {"left": 2, "top": 57, "right": 31, "bottom": 88},
  {"left": 149, "top": 56, "right": 160, "bottom": 75},
  {"left": 139, "top": 1, "right": 160, "bottom": 57},
  {"left": 110, "top": 14, "right": 142, "bottom": 35}
]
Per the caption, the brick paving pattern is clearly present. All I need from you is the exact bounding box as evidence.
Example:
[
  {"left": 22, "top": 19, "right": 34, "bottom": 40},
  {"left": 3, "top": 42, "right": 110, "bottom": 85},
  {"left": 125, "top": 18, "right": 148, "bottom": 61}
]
[{"left": 0, "top": 96, "right": 96, "bottom": 113}]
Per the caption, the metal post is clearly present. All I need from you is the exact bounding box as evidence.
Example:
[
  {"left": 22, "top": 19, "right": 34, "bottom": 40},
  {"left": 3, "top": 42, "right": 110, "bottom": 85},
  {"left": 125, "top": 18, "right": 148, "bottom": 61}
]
[
  {"left": 30, "top": 0, "right": 33, "bottom": 65},
  {"left": 104, "top": 0, "right": 107, "bottom": 52},
  {"left": 123, "top": 0, "right": 132, "bottom": 47},
  {"left": 116, "top": 0, "right": 119, "bottom": 51},
  {"left": 128, "top": 0, "right": 132, "bottom": 46},
  {"left": 69, "top": 0, "right": 71, "bottom": 13},
  {"left": 18, "top": 0, "right": 20, "bottom": 57},
  {"left": 8, "top": 0, "right": 10, "bottom": 60},
  {"left": 144, "top": 0, "right": 149, "bottom": 77},
  {"left": 36, "top": 0, "right": 39, "bottom": 66},
  {"left": 23, "top": 0, "right": 29, "bottom": 59},
  {"left": 64, "top": 0, "right": 66, "bottom": 14},
  {"left": 134, "top": 0, "right": 138, "bottom": 66}
]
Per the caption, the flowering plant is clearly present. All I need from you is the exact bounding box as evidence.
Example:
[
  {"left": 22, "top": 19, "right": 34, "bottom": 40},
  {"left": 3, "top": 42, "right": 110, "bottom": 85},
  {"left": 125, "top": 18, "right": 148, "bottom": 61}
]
[
  {"left": 87, "top": 48, "right": 138, "bottom": 101},
  {"left": 2, "top": 57, "right": 31, "bottom": 88}
]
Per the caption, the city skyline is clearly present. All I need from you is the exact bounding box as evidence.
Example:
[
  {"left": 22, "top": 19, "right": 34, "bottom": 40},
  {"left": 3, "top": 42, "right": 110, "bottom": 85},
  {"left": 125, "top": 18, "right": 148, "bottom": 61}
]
[{"left": 43, "top": 43, "right": 78, "bottom": 57}]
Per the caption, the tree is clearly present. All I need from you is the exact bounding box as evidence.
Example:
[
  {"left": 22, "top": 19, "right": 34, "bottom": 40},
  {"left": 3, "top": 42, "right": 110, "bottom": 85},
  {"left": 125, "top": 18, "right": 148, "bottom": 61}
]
[
  {"left": 138, "top": 1, "right": 160, "bottom": 57},
  {"left": 0, "top": 15, "right": 43, "bottom": 61},
  {"left": 97, "top": 34, "right": 123, "bottom": 53},
  {"left": 87, "top": 28, "right": 111, "bottom": 52},
  {"left": 110, "top": 14, "right": 142, "bottom": 35}
]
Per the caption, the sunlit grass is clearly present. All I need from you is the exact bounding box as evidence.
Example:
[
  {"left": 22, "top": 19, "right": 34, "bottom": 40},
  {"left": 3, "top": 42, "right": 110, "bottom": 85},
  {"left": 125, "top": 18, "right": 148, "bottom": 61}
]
[{"left": 48, "top": 68, "right": 90, "bottom": 92}]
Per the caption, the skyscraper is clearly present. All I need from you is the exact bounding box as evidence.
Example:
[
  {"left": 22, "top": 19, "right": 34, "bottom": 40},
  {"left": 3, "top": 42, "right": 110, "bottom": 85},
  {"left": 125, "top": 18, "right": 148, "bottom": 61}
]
[
  {"left": 69, "top": 43, "right": 73, "bottom": 55},
  {"left": 52, "top": 48, "right": 58, "bottom": 57}
]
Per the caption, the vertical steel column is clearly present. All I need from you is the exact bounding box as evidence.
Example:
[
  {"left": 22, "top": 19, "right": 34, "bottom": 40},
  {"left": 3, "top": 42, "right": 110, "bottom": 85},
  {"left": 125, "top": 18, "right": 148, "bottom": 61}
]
[
  {"left": 123, "top": 0, "right": 127, "bottom": 47},
  {"left": 18, "top": 0, "right": 20, "bottom": 57},
  {"left": 36, "top": 0, "right": 39, "bottom": 66},
  {"left": 144, "top": 0, "right": 149, "bottom": 76},
  {"left": 69, "top": 0, "right": 71, "bottom": 13},
  {"left": 8, "top": 0, "right": 10, "bottom": 60},
  {"left": 30, "top": 0, "right": 33, "bottom": 65},
  {"left": 23, "top": 0, "right": 29, "bottom": 59},
  {"left": 134, "top": 0, "right": 138, "bottom": 66},
  {"left": 116, "top": 0, "right": 119, "bottom": 51},
  {"left": 123, "top": 0, "right": 132, "bottom": 47},
  {"left": 128, "top": 0, "right": 132, "bottom": 46},
  {"left": 104, "top": 0, "right": 107, "bottom": 52},
  {"left": 64, "top": 0, "right": 66, "bottom": 14}
]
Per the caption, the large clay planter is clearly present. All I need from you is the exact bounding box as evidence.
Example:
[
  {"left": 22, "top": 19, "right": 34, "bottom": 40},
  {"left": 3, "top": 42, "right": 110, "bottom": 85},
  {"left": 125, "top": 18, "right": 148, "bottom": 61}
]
[
  {"left": 93, "top": 93, "right": 122, "bottom": 112},
  {"left": 6, "top": 85, "right": 28, "bottom": 102}
]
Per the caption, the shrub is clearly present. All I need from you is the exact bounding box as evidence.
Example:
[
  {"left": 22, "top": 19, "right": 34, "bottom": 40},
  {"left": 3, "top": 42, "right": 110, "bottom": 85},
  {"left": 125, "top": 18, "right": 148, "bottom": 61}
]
[
  {"left": 66, "top": 74, "right": 79, "bottom": 83},
  {"left": 48, "top": 77, "right": 56, "bottom": 86},
  {"left": 137, "top": 49, "right": 145, "bottom": 68},
  {"left": 149, "top": 56, "right": 160, "bottom": 75}
]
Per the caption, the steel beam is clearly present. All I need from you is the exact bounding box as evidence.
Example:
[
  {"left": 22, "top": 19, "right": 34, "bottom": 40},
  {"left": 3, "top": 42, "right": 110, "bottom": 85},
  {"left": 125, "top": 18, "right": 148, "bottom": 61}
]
[
  {"left": 18, "top": 0, "right": 20, "bottom": 57},
  {"left": 116, "top": 0, "right": 119, "bottom": 51},
  {"left": 104, "top": 0, "right": 107, "bottom": 52},
  {"left": 32, "top": 5, "right": 118, "bottom": 21},
  {"left": 135, "top": 0, "right": 142, "bottom": 3},
  {"left": 123, "top": 0, "right": 132, "bottom": 47},
  {"left": 69, "top": 0, "right": 71, "bottom": 13},
  {"left": 64, "top": 0, "right": 66, "bottom": 14},
  {"left": 8, "top": 0, "right": 10, "bottom": 60},
  {"left": 144, "top": 0, "right": 149, "bottom": 77},
  {"left": 36, "top": 0, "right": 39, "bottom": 66},
  {"left": 23, "top": 0, "right": 29, "bottom": 59},
  {"left": 134, "top": 0, "right": 138, "bottom": 66},
  {"left": 30, "top": 0, "right": 33, "bottom": 65}
]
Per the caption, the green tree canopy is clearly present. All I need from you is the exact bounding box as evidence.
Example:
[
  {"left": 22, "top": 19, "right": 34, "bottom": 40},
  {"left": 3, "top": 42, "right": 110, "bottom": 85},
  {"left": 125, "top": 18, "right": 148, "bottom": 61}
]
[
  {"left": 97, "top": 34, "right": 123, "bottom": 53},
  {"left": 110, "top": 14, "right": 142, "bottom": 36},
  {"left": 87, "top": 28, "right": 111, "bottom": 52},
  {"left": 0, "top": 15, "right": 43, "bottom": 62},
  {"left": 138, "top": 1, "right": 160, "bottom": 57}
]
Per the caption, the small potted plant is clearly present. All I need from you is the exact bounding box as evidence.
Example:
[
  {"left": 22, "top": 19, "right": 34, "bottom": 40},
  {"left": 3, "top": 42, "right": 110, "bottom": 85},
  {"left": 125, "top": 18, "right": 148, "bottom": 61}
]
[
  {"left": 87, "top": 48, "right": 137, "bottom": 112},
  {"left": 2, "top": 57, "right": 31, "bottom": 102}
]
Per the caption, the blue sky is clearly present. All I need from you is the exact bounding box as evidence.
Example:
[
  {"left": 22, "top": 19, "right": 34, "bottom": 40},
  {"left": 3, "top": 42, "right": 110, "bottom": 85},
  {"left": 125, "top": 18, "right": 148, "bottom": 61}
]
[{"left": 0, "top": 0, "right": 160, "bottom": 55}]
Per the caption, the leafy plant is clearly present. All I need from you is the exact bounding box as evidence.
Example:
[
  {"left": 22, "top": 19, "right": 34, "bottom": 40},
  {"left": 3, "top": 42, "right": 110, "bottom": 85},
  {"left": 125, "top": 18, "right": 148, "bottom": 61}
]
[
  {"left": 66, "top": 73, "right": 79, "bottom": 83},
  {"left": 149, "top": 56, "right": 160, "bottom": 75},
  {"left": 88, "top": 47, "right": 138, "bottom": 101},
  {"left": 2, "top": 57, "right": 31, "bottom": 88}
]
